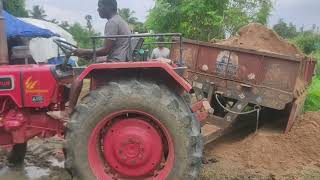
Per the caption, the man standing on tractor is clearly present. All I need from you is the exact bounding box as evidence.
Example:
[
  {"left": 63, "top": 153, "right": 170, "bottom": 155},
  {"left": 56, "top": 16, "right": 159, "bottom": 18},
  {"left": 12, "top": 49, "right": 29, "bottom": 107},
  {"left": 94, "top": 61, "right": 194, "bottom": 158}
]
[{"left": 74, "top": 0, "right": 131, "bottom": 62}]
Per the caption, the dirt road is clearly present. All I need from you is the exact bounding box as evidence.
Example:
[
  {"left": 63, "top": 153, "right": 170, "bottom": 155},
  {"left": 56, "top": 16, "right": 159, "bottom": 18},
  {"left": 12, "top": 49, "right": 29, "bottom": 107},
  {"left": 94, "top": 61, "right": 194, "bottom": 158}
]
[
  {"left": 0, "top": 112, "right": 319, "bottom": 180},
  {"left": 200, "top": 112, "right": 320, "bottom": 180}
]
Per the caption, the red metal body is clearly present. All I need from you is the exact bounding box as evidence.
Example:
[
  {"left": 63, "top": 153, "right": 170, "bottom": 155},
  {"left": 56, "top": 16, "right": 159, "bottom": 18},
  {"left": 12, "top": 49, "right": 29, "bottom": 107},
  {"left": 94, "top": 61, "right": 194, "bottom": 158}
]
[
  {"left": 0, "top": 62, "right": 191, "bottom": 153},
  {"left": 171, "top": 39, "right": 315, "bottom": 110},
  {"left": 171, "top": 38, "right": 317, "bottom": 144},
  {"left": 88, "top": 110, "right": 174, "bottom": 179},
  {"left": 77, "top": 62, "right": 192, "bottom": 92},
  {"left": 0, "top": 64, "right": 68, "bottom": 147}
]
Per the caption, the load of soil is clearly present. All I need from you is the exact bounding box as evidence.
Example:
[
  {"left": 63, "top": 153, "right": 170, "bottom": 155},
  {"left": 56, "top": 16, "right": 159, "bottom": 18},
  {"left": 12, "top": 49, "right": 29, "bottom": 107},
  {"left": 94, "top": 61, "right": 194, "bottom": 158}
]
[
  {"left": 203, "top": 112, "right": 320, "bottom": 178},
  {"left": 216, "top": 23, "right": 304, "bottom": 57}
]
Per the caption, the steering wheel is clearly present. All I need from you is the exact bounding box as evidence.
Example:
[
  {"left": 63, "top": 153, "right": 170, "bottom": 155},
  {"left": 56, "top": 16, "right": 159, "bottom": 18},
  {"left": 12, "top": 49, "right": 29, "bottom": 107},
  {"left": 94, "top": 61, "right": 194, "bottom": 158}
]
[{"left": 53, "top": 38, "right": 78, "bottom": 67}]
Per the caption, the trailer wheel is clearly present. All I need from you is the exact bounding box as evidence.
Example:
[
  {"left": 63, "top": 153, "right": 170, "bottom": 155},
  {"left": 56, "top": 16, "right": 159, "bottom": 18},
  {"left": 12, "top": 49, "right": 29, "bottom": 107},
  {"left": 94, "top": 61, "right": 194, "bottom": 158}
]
[
  {"left": 7, "top": 143, "right": 27, "bottom": 165},
  {"left": 65, "top": 79, "right": 203, "bottom": 180}
]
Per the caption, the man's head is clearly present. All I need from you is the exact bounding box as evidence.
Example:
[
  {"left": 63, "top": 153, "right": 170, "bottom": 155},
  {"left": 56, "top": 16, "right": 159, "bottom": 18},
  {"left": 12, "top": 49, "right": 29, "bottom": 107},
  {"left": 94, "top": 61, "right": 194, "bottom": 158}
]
[
  {"left": 98, "top": 0, "right": 117, "bottom": 19},
  {"left": 158, "top": 37, "right": 165, "bottom": 48}
]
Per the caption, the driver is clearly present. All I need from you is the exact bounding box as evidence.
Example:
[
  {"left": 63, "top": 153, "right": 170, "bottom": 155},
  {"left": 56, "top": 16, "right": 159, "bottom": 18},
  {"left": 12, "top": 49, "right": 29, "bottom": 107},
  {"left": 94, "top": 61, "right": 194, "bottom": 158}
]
[
  {"left": 74, "top": 0, "right": 131, "bottom": 62},
  {"left": 48, "top": 0, "right": 131, "bottom": 121}
]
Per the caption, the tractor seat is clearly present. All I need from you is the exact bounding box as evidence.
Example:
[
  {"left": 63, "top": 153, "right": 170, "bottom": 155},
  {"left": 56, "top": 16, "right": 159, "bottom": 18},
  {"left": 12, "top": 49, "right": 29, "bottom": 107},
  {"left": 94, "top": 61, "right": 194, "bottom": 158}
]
[
  {"left": 127, "top": 38, "right": 144, "bottom": 61},
  {"left": 10, "top": 46, "right": 34, "bottom": 65}
]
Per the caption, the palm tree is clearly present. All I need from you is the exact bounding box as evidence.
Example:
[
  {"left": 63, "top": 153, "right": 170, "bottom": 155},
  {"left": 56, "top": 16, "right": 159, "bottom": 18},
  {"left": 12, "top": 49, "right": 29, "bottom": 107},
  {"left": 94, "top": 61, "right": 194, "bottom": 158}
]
[
  {"left": 118, "top": 8, "right": 138, "bottom": 25},
  {"left": 30, "top": 5, "right": 47, "bottom": 20},
  {"left": 85, "top": 15, "right": 93, "bottom": 32}
]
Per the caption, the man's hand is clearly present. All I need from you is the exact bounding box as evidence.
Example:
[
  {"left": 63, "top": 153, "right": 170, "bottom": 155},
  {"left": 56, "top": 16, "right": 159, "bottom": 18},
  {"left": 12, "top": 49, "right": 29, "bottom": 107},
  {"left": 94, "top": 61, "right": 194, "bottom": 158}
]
[{"left": 73, "top": 48, "right": 92, "bottom": 58}]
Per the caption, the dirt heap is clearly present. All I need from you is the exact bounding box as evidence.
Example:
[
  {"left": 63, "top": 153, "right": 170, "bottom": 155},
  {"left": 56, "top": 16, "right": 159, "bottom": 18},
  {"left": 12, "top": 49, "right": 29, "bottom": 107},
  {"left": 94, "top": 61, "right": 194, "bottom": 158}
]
[
  {"left": 216, "top": 23, "right": 304, "bottom": 57},
  {"left": 206, "top": 112, "right": 320, "bottom": 175}
]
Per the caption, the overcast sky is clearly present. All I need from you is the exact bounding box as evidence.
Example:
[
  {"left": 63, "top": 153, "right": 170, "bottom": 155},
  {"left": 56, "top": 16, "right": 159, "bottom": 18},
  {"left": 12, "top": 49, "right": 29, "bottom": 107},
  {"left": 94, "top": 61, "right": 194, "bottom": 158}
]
[{"left": 25, "top": 0, "right": 320, "bottom": 33}]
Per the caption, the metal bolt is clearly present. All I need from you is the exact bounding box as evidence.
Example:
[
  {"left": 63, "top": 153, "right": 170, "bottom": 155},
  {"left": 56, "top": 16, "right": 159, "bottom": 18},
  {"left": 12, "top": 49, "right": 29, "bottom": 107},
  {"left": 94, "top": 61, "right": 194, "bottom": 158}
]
[
  {"left": 226, "top": 116, "right": 232, "bottom": 122},
  {"left": 237, "top": 104, "right": 242, "bottom": 110}
]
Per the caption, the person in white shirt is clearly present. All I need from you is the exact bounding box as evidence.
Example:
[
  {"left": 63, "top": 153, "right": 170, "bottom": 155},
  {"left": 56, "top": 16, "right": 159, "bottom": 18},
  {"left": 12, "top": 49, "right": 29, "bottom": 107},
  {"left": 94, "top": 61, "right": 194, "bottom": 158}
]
[{"left": 151, "top": 37, "right": 170, "bottom": 59}]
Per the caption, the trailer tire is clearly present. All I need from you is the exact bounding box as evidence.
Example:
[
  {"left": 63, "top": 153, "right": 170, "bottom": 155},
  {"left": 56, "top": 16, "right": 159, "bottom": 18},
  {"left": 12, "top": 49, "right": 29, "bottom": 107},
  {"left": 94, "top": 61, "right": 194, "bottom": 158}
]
[{"left": 65, "top": 79, "right": 203, "bottom": 180}]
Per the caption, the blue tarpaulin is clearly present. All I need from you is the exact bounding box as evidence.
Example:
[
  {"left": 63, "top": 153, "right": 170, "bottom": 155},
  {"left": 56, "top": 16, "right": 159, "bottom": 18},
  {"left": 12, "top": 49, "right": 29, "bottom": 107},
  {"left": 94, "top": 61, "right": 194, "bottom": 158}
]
[{"left": 3, "top": 11, "right": 58, "bottom": 38}]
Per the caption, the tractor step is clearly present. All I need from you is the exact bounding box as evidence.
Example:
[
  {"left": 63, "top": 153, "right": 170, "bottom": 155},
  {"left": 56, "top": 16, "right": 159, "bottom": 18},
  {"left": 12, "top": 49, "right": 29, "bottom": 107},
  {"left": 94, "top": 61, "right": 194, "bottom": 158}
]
[
  {"left": 201, "top": 101, "right": 249, "bottom": 145},
  {"left": 201, "top": 123, "right": 222, "bottom": 144}
]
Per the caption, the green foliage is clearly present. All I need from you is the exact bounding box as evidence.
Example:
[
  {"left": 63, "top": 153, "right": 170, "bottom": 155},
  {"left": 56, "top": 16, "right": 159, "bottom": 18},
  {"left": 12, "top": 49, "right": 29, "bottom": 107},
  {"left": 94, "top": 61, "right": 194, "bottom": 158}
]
[
  {"left": 118, "top": 8, "right": 147, "bottom": 33},
  {"left": 312, "top": 50, "right": 320, "bottom": 76},
  {"left": 273, "top": 19, "right": 299, "bottom": 39},
  {"left": 118, "top": 8, "right": 138, "bottom": 24},
  {"left": 2, "top": 0, "right": 28, "bottom": 17},
  {"left": 29, "top": 5, "right": 47, "bottom": 19},
  {"left": 255, "top": 0, "right": 272, "bottom": 25},
  {"left": 85, "top": 15, "right": 93, "bottom": 32},
  {"left": 292, "top": 32, "right": 320, "bottom": 54},
  {"left": 132, "top": 22, "right": 148, "bottom": 33},
  {"left": 146, "top": 0, "right": 273, "bottom": 41},
  {"left": 67, "top": 23, "right": 102, "bottom": 66},
  {"left": 305, "top": 78, "right": 320, "bottom": 112}
]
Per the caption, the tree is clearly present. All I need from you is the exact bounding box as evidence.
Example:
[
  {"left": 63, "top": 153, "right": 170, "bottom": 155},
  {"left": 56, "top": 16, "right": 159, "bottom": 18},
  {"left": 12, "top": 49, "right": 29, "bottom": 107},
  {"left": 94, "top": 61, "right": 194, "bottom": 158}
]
[
  {"left": 67, "top": 23, "right": 102, "bottom": 66},
  {"left": 59, "top": 21, "right": 70, "bottom": 30},
  {"left": 292, "top": 32, "right": 320, "bottom": 55},
  {"left": 118, "top": 8, "right": 147, "bottom": 33},
  {"left": 49, "top": 19, "right": 59, "bottom": 24},
  {"left": 118, "top": 8, "right": 138, "bottom": 25},
  {"left": 255, "top": 0, "right": 273, "bottom": 25},
  {"left": 2, "top": 0, "right": 28, "bottom": 17},
  {"left": 133, "top": 22, "right": 148, "bottom": 33},
  {"left": 273, "top": 19, "right": 299, "bottom": 39},
  {"left": 30, "top": 5, "right": 47, "bottom": 19},
  {"left": 146, "top": 0, "right": 273, "bottom": 41},
  {"left": 85, "top": 15, "right": 93, "bottom": 32}
]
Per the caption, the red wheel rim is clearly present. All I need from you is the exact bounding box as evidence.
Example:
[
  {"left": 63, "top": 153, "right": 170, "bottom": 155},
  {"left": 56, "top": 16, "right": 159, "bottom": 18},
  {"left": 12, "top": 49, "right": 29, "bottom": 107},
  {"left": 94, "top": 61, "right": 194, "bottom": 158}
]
[{"left": 88, "top": 110, "right": 174, "bottom": 179}]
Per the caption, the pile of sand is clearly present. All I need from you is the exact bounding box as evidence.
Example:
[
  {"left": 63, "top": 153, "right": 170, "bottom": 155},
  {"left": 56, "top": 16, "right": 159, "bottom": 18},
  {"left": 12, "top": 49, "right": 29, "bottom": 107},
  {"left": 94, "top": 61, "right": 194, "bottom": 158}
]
[
  {"left": 216, "top": 23, "right": 304, "bottom": 57},
  {"left": 208, "top": 112, "right": 320, "bottom": 174}
]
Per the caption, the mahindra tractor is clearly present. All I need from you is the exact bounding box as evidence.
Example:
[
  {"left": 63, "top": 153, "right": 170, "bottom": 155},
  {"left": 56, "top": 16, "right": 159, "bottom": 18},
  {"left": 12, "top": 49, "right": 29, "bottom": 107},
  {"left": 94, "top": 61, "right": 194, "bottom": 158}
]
[{"left": 0, "top": 11, "right": 203, "bottom": 180}]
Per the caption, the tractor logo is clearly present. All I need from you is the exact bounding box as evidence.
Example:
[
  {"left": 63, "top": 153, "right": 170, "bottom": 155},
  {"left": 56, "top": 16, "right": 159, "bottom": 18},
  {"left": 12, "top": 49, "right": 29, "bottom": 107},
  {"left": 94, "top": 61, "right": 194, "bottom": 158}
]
[{"left": 25, "top": 76, "right": 48, "bottom": 94}]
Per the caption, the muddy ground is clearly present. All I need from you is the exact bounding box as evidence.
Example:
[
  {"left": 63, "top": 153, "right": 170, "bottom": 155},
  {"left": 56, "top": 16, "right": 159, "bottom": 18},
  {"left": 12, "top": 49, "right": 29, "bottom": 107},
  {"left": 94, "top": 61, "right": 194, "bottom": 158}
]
[
  {"left": 200, "top": 111, "right": 320, "bottom": 180},
  {"left": 0, "top": 112, "right": 319, "bottom": 180}
]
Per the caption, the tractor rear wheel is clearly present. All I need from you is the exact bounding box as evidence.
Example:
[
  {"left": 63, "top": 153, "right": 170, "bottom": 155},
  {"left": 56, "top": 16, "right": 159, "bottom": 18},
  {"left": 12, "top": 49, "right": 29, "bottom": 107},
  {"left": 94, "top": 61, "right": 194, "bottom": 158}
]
[{"left": 64, "top": 79, "right": 203, "bottom": 180}]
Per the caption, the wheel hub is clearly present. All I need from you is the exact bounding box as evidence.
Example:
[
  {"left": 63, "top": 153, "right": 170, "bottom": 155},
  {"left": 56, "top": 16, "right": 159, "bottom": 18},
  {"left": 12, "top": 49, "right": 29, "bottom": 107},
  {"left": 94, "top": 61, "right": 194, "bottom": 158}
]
[{"left": 103, "top": 118, "right": 163, "bottom": 177}]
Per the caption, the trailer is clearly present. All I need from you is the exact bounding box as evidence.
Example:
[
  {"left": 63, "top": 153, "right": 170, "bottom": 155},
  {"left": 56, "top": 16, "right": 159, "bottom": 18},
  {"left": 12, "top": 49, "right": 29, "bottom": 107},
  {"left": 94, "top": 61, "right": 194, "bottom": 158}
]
[{"left": 171, "top": 38, "right": 316, "bottom": 144}]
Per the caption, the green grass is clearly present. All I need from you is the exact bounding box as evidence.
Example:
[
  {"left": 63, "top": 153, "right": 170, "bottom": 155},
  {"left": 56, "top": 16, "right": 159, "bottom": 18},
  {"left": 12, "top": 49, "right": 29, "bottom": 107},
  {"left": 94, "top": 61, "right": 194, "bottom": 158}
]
[
  {"left": 304, "top": 77, "right": 320, "bottom": 112},
  {"left": 304, "top": 50, "right": 319, "bottom": 112}
]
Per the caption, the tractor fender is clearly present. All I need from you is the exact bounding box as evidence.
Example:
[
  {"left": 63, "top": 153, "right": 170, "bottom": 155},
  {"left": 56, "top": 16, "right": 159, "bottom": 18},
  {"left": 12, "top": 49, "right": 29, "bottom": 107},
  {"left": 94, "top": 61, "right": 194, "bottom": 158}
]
[{"left": 77, "top": 62, "right": 193, "bottom": 93}]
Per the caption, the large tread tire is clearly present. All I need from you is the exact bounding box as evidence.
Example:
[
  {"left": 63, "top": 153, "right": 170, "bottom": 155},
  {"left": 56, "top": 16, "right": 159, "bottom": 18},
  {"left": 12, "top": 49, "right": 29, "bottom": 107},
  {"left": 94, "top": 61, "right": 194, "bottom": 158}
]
[
  {"left": 7, "top": 143, "right": 27, "bottom": 165},
  {"left": 64, "top": 79, "right": 203, "bottom": 180}
]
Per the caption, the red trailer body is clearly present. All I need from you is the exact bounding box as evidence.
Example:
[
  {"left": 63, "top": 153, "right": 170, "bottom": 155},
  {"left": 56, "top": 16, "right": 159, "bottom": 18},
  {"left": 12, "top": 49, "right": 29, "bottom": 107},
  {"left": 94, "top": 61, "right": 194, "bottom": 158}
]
[{"left": 171, "top": 39, "right": 316, "bottom": 143}]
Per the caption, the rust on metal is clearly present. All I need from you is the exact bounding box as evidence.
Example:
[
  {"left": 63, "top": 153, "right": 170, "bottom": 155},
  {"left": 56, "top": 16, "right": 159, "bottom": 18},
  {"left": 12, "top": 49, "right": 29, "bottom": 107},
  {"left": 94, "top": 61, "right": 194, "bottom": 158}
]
[
  {"left": 171, "top": 38, "right": 316, "bottom": 142},
  {"left": 171, "top": 39, "right": 316, "bottom": 110}
]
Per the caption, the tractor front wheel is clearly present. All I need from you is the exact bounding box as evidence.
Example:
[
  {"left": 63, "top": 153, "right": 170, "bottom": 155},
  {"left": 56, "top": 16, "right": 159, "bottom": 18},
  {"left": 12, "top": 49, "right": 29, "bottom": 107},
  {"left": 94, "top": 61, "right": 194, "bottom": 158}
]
[{"left": 64, "top": 79, "right": 203, "bottom": 180}]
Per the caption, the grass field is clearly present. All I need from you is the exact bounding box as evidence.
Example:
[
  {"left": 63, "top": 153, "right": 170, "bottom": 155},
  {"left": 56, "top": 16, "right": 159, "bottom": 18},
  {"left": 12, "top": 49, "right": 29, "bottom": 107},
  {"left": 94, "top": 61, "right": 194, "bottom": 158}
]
[{"left": 305, "top": 77, "right": 320, "bottom": 112}]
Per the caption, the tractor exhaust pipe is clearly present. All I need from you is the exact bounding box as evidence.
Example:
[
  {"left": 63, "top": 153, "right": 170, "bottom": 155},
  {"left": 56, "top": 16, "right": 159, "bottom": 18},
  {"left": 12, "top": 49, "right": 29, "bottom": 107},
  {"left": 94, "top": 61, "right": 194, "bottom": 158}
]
[{"left": 0, "top": 2, "right": 8, "bottom": 65}]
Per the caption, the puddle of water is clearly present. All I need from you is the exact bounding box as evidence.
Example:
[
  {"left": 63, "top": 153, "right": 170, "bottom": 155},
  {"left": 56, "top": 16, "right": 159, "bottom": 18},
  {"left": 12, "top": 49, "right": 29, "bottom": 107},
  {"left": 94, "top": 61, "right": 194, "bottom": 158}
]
[{"left": 0, "top": 166, "right": 50, "bottom": 180}]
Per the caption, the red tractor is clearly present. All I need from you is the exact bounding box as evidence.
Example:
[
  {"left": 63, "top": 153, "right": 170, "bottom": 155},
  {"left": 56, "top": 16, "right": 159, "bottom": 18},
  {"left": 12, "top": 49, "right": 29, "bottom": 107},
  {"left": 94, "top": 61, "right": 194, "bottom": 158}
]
[{"left": 0, "top": 16, "right": 203, "bottom": 180}]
